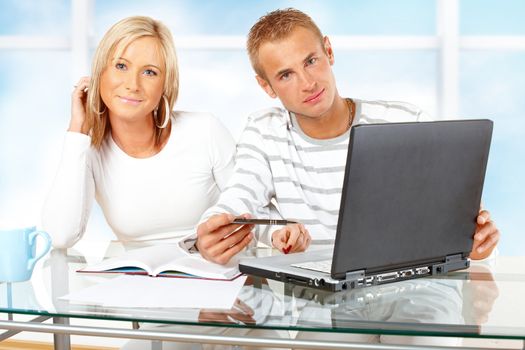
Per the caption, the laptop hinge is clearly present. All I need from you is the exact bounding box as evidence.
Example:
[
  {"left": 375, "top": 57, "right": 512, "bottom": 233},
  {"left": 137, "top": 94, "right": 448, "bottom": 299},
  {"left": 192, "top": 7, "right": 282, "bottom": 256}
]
[
  {"left": 431, "top": 253, "right": 469, "bottom": 275},
  {"left": 343, "top": 270, "right": 366, "bottom": 288}
]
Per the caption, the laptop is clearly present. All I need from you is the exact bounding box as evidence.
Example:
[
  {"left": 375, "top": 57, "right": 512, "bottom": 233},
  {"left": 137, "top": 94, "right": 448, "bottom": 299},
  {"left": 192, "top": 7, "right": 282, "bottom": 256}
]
[{"left": 239, "top": 119, "right": 493, "bottom": 292}]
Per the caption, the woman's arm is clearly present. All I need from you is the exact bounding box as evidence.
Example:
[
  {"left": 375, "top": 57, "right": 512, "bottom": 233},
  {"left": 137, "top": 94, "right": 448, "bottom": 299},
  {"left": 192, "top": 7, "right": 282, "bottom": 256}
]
[
  {"left": 42, "top": 76, "right": 94, "bottom": 248},
  {"left": 42, "top": 132, "right": 95, "bottom": 248},
  {"left": 42, "top": 77, "right": 96, "bottom": 248}
]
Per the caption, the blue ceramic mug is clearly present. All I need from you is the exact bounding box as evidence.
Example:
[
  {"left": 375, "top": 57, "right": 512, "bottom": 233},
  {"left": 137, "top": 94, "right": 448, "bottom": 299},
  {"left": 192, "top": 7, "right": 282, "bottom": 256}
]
[{"left": 0, "top": 226, "right": 51, "bottom": 282}]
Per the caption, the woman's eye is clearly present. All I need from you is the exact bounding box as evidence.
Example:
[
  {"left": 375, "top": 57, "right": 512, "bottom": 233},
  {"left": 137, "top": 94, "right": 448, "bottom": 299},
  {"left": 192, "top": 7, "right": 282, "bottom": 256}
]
[
  {"left": 115, "top": 62, "right": 126, "bottom": 70},
  {"left": 144, "top": 69, "right": 157, "bottom": 76}
]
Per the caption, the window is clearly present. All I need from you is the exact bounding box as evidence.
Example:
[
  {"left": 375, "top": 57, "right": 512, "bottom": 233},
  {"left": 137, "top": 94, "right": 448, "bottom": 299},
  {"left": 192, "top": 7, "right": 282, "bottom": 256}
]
[{"left": 1, "top": 0, "right": 522, "bottom": 254}]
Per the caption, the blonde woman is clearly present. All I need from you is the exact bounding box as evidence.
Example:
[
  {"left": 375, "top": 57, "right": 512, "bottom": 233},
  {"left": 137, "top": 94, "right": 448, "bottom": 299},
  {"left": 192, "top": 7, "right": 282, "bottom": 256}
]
[{"left": 42, "top": 16, "right": 235, "bottom": 248}]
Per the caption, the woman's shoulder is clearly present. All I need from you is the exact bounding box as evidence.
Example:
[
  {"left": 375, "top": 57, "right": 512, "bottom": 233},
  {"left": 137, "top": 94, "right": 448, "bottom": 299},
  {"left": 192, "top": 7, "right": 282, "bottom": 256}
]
[
  {"left": 63, "top": 131, "right": 99, "bottom": 158},
  {"left": 170, "top": 111, "right": 232, "bottom": 141},
  {"left": 171, "top": 110, "right": 218, "bottom": 126},
  {"left": 171, "top": 111, "right": 231, "bottom": 137}
]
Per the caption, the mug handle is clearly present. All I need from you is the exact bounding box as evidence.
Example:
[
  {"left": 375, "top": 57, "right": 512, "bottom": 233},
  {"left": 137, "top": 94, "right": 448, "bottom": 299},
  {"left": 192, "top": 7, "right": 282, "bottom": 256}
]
[{"left": 27, "top": 230, "right": 52, "bottom": 271}]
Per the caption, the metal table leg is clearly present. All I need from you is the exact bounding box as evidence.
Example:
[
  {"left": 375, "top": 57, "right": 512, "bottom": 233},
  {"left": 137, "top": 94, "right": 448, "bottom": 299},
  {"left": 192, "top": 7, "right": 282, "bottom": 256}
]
[{"left": 53, "top": 317, "right": 71, "bottom": 350}]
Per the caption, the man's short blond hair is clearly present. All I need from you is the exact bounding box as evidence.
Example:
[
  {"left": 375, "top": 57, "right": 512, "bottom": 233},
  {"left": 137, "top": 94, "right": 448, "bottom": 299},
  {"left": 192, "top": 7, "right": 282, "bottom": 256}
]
[{"left": 247, "top": 8, "right": 324, "bottom": 79}]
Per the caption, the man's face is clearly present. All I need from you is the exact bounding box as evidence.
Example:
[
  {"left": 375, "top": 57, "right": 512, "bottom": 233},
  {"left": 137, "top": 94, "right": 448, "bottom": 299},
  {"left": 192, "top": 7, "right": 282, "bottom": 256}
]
[{"left": 256, "top": 27, "right": 337, "bottom": 119}]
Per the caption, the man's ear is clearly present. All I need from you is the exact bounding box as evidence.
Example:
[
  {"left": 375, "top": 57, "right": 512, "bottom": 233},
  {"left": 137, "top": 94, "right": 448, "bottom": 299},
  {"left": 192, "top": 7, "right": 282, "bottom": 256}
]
[
  {"left": 324, "top": 36, "right": 335, "bottom": 65},
  {"left": 255, "top": 75, "right": 277, "bottom": 99}
]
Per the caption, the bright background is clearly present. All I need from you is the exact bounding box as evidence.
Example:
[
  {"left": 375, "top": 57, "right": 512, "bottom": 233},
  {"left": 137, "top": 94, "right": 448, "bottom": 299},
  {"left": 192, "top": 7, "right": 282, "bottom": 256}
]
[{"left": 0, "top": 0, "right": 523, "bottom": 255}]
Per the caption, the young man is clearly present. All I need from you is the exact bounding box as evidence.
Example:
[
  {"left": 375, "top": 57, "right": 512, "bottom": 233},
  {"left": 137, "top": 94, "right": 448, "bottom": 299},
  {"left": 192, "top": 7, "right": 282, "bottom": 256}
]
[{"left": 195, "top": 8, "right": 499, "bottom": 265}]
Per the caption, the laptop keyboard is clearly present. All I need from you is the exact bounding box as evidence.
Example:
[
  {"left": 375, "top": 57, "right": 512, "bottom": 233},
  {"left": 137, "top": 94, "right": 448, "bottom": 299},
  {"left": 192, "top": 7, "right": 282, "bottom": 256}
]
[{"left": 291, "top": 259, "right": 332, "bottom": 274}]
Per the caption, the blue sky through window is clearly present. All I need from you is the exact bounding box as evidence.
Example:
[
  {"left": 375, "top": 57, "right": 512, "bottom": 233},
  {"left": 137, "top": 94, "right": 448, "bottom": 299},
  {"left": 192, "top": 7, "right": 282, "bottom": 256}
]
[{"left": 94, "top": 0, "right": 435, "bottom": 37}]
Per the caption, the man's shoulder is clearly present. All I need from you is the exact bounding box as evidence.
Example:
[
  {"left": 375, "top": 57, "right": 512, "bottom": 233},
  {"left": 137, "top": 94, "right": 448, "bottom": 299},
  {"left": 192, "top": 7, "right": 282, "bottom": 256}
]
[
  {"left": 358, "top": 99, "right": 430, "bottom": 123},
  {"left": 246, "top": 107, "right": 289, "bottom": 127}
]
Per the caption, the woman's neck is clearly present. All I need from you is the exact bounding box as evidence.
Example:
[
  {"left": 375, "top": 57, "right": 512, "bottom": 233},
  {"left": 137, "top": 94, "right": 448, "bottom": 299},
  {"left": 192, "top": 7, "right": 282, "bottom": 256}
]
[{"left": 110, "top": 116, "right": 168, "bottom": 158}]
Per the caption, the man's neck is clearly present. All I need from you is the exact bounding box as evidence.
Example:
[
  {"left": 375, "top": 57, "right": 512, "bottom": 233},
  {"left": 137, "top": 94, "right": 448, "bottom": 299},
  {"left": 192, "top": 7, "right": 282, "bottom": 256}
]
[{"left": 294, "top": 96, "right": 351, "bottom": 140}]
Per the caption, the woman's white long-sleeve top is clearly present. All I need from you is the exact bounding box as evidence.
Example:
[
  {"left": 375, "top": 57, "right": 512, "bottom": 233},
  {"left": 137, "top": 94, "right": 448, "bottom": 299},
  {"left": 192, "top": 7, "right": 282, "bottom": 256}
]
[{"left": 42, "top": 112, "right": 235, "bottom": 248}]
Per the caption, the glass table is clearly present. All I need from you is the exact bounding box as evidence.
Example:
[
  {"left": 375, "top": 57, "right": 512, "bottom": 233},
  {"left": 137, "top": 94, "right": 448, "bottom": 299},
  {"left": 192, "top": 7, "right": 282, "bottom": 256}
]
[{"left": 1, "top": 243, "right": 524, "bottom": 350}]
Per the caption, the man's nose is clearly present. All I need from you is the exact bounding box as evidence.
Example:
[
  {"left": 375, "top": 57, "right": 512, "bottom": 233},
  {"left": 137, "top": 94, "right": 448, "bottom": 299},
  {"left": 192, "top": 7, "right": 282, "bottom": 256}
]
[{"left": 299, "top": 71, "right": 316, "bottom": 91}]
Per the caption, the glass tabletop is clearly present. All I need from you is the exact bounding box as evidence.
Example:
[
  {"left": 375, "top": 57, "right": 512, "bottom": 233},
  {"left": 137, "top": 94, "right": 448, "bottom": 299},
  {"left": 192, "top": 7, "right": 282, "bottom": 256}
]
[{"left": 1, "top": 242, "right": 524, "bottom": 340}]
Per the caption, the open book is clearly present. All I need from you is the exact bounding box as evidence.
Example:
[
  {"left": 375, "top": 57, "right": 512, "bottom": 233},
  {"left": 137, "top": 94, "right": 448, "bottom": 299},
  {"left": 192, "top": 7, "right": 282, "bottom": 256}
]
[{"left": 78, "top": 244, "right": 240, "bottom": 280}]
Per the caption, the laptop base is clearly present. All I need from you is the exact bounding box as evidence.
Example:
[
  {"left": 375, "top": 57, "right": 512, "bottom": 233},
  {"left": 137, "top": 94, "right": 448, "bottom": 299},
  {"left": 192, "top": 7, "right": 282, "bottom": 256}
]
[{"left": 239, "top": 253, "right": 469, "bottom": 292}]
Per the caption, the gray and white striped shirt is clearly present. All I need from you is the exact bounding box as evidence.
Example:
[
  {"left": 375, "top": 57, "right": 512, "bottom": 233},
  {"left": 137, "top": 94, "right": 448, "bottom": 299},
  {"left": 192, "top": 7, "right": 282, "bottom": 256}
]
[{"left": 201, "top": 99, "right": 430, "bottom": 246}]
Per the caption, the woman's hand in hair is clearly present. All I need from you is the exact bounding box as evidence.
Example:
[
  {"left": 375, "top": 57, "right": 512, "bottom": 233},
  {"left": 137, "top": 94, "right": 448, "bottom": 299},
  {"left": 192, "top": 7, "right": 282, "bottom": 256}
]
[{"left": 69, "top": 76, "right": 90, "bottom": 135}]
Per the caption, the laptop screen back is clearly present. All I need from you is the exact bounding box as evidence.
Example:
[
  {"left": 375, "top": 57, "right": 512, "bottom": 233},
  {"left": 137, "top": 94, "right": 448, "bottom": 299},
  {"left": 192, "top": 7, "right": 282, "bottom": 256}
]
[{"left": 331, "top": 120, "right": 493, "bottom": 279}]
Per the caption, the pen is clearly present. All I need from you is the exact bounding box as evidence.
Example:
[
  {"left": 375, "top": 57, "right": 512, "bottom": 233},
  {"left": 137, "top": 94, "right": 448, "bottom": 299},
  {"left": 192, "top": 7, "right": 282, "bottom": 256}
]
[{"left": 232, "top": 218, "right": 298, "bottom": 225}]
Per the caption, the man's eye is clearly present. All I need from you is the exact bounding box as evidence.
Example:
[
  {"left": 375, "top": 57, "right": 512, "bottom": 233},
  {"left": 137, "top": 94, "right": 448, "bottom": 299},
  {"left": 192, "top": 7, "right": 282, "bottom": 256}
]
[
  {"left": 307, "top": 57, "right": 317, "bottom": 65},
  {"left": 144, "top": 69, "right": 157, "bottom": 76},
  {"left": 280, "top": 72, "right": 291, "bottom": 80},
  {"left": 115, "top": 63, "right": 126, "bottom": 70}
]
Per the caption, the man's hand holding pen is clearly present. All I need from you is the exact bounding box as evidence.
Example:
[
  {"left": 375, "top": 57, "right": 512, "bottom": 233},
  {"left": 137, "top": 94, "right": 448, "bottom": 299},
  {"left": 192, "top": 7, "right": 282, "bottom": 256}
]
[
  {"left": 197, "top": 213, "right": 311, "bottom": 264},
  {"left": 271, "top": 223, "right": 311, "bottom": 254},
  {"left": 196, "top": 213, "right": 254, "bottom": 265},
  {"left": 234, "top": 217, "right": 312, "bottom": 254}
]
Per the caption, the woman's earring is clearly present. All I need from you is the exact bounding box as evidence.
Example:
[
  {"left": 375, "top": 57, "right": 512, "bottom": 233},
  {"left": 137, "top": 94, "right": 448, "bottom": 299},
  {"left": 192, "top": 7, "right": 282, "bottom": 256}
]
[
  {"left": 93, "top": 102, "right": 107, "bottom": 116},
  {"left": 155, "top": 95, "right": 170, "bottom": 129}
]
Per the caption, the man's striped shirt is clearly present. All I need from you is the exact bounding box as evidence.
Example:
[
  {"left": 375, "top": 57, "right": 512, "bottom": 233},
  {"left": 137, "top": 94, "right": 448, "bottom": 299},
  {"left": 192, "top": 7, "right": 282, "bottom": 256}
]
[{"left": 201, "top": 99, "right": 430, "bottom": 246}]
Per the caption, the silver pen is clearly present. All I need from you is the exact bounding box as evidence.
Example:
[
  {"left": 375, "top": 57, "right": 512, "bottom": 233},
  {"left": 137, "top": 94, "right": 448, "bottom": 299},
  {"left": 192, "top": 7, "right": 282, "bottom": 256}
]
[{"left": 232, "top": 218, "right": 298, "bottom": 225}]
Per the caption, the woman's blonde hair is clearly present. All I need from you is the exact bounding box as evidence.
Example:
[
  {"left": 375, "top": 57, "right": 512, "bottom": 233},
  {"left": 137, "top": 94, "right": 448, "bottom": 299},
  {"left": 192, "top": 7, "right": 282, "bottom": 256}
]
[{"left": 86, "top": 16, "right": 179, "bottom": 148}]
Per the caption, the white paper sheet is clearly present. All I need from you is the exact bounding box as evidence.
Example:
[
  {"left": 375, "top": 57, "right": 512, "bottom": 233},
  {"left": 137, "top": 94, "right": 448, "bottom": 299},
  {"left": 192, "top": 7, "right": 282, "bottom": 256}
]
[{"left": 60, "top": 275, "right": 247, "bottom": 309}]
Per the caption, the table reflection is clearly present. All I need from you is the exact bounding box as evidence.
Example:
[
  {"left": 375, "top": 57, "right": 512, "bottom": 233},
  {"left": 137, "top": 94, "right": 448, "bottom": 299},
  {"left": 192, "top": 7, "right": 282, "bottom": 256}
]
[
  {"left": 194, "top": 262, "right": 499, "bottom": 333},
  {"left": 1, "top": 243, "right": 505, "bottom": 337}
]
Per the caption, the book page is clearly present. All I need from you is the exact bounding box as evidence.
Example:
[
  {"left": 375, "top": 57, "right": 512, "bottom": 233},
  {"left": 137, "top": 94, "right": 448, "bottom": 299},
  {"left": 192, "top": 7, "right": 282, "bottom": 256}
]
[
  {"left": 155, "top": 255, "right": 239, "bottom": 280},
  {"left": 80, "top": 244, "right": 239, "bottom": 280},
  {"left": 80, "top": 244, "right": 188, "bottom": 275}
]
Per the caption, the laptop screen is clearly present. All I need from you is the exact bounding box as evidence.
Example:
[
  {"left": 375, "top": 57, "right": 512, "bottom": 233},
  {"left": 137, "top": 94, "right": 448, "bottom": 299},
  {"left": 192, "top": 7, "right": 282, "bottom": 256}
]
[{"left": 331, "top": 120, "right": 493, "bottom": 279}]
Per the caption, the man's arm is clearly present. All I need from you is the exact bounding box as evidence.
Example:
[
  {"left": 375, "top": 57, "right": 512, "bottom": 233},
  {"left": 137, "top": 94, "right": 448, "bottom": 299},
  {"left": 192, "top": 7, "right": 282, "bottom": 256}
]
[{"left": 197, "top": 116, "right": 277, "bottom": 263}]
